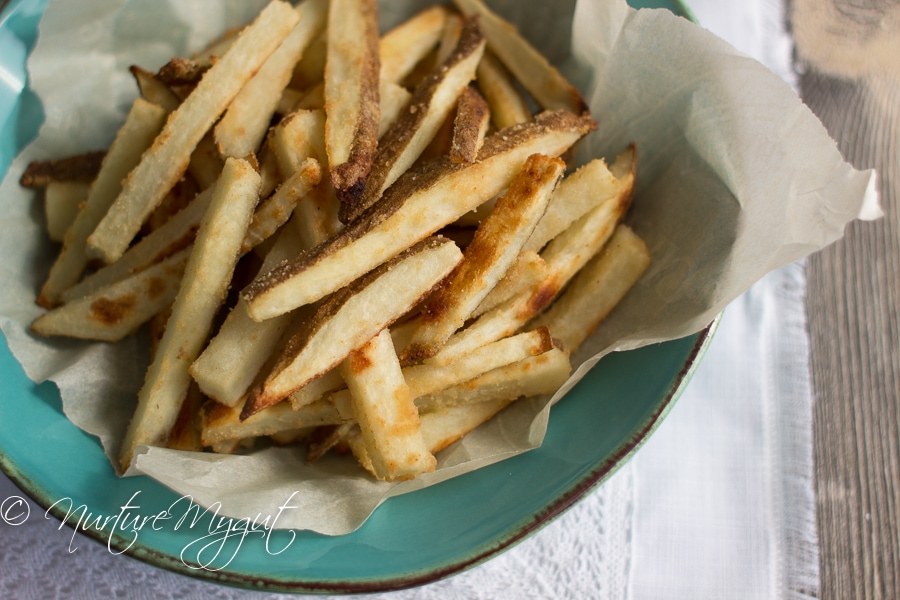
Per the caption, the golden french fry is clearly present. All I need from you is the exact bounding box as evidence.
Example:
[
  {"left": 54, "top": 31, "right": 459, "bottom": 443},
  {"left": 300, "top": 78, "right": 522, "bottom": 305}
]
[
  {"left": 429, "top": 178, "right": 632, "bottom": 366},
  {"left": 415, "top": 345, "right": 571, "bottom": 415},
  {"left": 290, "top": 29, "right": 327, "bottom": 89},
  {"left": 324, "top": 0, "right": 380, "bottom": 205},
  {"left": 244, "top": 236, "right": 463, "bottom": 417},
  {"left": 401, "top": 153, "right": 563, "bottom": 363},
  {"left": 475, "top": 49, "right": 532, "bottom": 131},
  {"left": 342, "top": 329, "right": 435, "bottom": 480},
  {"left": 453, "top": 0, "right": 588, "bottom": 115},
  {"left": 88, "top": 1, "right": 300, "bottom": 264},
  {"left": 215, "top": 0, "right": 328, "bottom": 159},
  {"left": 31, "top": 247, "right": 190, "bottom": 342},
  {"left": 271, "top": 109, "right": 327, "bottom": 170},
  {"left": 378, "top": 80, "right": 412, "bottom": 139},
  {"left": 525, "top": 145, "right": 636, "bottom": 253},
  {"left": 60, "top": 185, "right": 214, "bottom": 304},
  {"left": 39, "top": 98, "right": 167, "bottom": 307},
  {"left": 242, "top": 157, "right": 323, "bottom": 252},
  {"left": 471, "top": 250, "right": 546, "bottom": 318},
  {"left": 44, "top": 182, "right": 89, "bottom": 243},
  {"left": 532, "top": 225, "right": 650, "bottom": 354},
  {"left": 350, "top": 17, "right": 486, "bottom": 222},
  {"left": 19, "top": 151, "right": 106, "bottom": 188},
  {"left": 449, "top": 85, "right": 490, "bottom": 164},
  {"left": 379, "top": 5, "right": 449, "bottom": 84},
  {"left": 119, "top": 157, "right": 261, "bottom": 471},
  {"left": 202, "top": 398, "right": 345, "bottom": 447},
  {"left": 434, "top": 12, "right": 464, "bottom": 67},
  {"left": 243, "top": 110, "right": 595, "bottom": 322}
]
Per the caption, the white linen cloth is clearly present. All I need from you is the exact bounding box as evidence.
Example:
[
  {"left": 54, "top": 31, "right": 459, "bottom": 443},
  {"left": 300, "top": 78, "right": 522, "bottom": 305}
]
[{"left": 0, "top": 0, "right": 818, "bottom": 598}]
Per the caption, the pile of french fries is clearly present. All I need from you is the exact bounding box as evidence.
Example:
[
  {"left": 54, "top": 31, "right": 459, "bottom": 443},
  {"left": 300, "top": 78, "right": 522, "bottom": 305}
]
[{"left": 21, "top": 0, "right": 651, "bottom": 482}]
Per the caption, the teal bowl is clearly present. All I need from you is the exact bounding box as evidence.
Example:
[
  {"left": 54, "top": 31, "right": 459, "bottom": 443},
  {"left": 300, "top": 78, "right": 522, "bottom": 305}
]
[{"left": 0, "top": 0, "right": 711, "bottom": 593}]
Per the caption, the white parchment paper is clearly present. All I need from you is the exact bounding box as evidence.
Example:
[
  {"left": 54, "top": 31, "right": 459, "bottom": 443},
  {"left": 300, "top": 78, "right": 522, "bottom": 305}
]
[{"left": 0, "top": 0, "right": 878, "bottom": 535}]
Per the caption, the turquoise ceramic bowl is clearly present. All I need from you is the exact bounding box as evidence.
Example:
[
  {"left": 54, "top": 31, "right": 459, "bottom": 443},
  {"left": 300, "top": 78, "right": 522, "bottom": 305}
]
[{"left": 0, "top": 0, "right": 710, "bottom": 593}]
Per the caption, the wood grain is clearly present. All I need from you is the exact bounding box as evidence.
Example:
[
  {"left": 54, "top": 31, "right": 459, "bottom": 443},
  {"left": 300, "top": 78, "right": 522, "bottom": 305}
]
[{"left": 800, "top": 69, "right": 900, "bottom": 599}]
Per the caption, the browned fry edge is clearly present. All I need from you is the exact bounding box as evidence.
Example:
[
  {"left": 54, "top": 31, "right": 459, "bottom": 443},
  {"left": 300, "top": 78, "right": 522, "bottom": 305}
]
[
  {"left": 243, "top": 109, "right": 596, "bottom": 305},
  {"left": 450, "top": 84, "right": 490, "bottom": 164},
  {"left": 19, "top": 151, "right": 107, "bottom": 187},
  {"left": 156, "top": 57, "right": 210, "bottom": 86}
]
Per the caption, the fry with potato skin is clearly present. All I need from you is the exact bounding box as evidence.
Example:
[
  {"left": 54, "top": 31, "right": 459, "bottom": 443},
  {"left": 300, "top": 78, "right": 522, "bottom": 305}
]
[
  {"left": 349, "top": 16, "right": 486, "bottom": 222},
  {"left": 476, "top": 49, "right": 532, "bottom": 130},
  {"left": 401, "top": 153, "right": 564, "bottom": 364},
  {"left": 242, "top": 110, "right": 595, "bottom": 322},
  {"left": 324, "top": 0, "right": 380, "bottom": 207},
  {"left": 243, "top": 236, "right": 463, "bottom": 418},
  {"left": 19, "top": 151, "right": 106, "bottom": 188},
  {"left": 118, "top": 158, "right": 261, "bottom": 471},
  {"left": 449, "top": 85, "right": 491, "bottom": 164}
]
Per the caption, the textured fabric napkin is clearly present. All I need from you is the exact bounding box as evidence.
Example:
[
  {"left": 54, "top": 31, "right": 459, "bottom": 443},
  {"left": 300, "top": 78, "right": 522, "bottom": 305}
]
[{"left": 0, "top": 0, "right": 819, "bottom": 597}]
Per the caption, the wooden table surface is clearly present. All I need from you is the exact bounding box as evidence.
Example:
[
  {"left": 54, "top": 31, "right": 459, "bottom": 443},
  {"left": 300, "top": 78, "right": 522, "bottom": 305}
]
[{"left": 792, "top": 0, "right": 900, "bottom": 597}]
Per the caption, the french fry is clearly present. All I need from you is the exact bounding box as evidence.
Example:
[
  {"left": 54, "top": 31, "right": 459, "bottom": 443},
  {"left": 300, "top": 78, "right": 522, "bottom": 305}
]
[
  {"left": 434, "top": 12, "right": 464, "bottom": 67},
  {"left": 190, "top": 216, "right": 308, "bottom": 407},
  {"left": 202, "top": 398, "right": 345, "bottom": 447},
  {"left": 378, "top": 80, "right": 412, "bottom": 138},
  {"left": 215, "top": 0, "right": 328, "bottom": 159},
  {"left": 130, "top": 65, "right": 181, "bottom": 113},
  {"left": 524, "top": 145, "right": 636, "bottom": 253},
  {"left": 187, "top": 133, "right": 224, "bottom": 191},
  {"left": 453, "top": 0, "right": 588, "bottom": 115},
  {"left": 241, "top": 157, "right": 323, "bottom": 252},
  {"left": 88, "top": 1, "right": 300, "bottom": 264},
  {"left": 290, "top": 29, "right": 327, "bottom": 89},
  {"left": 415, "top": 345, "right": 571, "bottom": 417},
  {"left": 429, "top": 179, "right": 633, "bottom": 366},
  {"left": 471, "top": 250, "right": 546, "bottom": 318},
  {"left": 30, "top": 247, "right": 190, "bottom": 342},
  {"left": 60, "top": 185, "right": 214, "bottom": 304},
  {"left": 476, "top": 49, "right": 532, "bottom": 130},
  {"left": 323, "top": 0, "right": 380, "bottom": 205},
  {"left": 44, "top": 182, "right": 89, "bottom": 243},
  {"left": 349, "top": 17, "right": 486, "bottom": 221},
  {"left": 532, "top": 225, "right": 651, "bottom": 354},
  {"left": 243, "top": 110, "right": 595, "bottom": 322},
  {"left": 155, "top": 57, "right": 208, "bottom": 87},
  {"left": 379, "top": 5, "right": 449, "bottom": 84},
  {"left": 401, "top": 153, "right": 563, "bottom": 363},
  {"left": 19, "top": 151, "right": 106, "bottom": 188},
  {"left": 119, "top": 157, "right": 261, "bottom": 471},
  {"left": 271, "top": 109, "right": 327, "bottom": 170},
  {"left": 342, "top": 329, "right": 435, "bottom": 480},
  {"left": 39, "top": 98, "right": 167, "bottom": 307},
  {"left": 167, "top": 384, "right": 206, "bottom": 452},
  {"left": 244, "top": 235, "right": 463, "bottom": 417},
  {"left": 290, "top": 366, "right": 345, "bottom": 410},
  {"left": 449, "top": 85, "right": 490, "bottom": 164}
]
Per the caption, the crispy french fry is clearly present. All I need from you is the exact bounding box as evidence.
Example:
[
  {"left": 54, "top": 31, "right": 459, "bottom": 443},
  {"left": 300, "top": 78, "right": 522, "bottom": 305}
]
[
  {"left": 88, "top": 1, "right": 300, "bottom": 264},
  {"left": 401, "top": 154, "right": 563, "bottom": 363},
  {"left": 19, "top": 151, "right": 106, "bottom": 188},
  {"left": 415, "top": 345, "right": 571, "bottom": 416},
  {"left": 290, "top": 366, "right": 345, "bottom": 410},
  {"left": 350, "top": 17, "right": 486, "bottom": 221},
  {"left": 30, "top": 247, "right": 190, "bottom": 342},
  {"left": 471, "top": 250, "right": 546, "bottom": 318},
  {"left": 215, "top": 0, "right": 328, "bottom": 159},
  {"left": 202, "top": 398, "right": 345, "bottom": 447},
  {"left": 429, "top": 178, "right": 633, "bottom": 366},
  {"left": 378, "top": 80, "right": 412, "bottom": 138},
  {"left": 449, "top": 85, "right": 490, "bottom": 164},
  {"left": 156, "top": 57, "right": 208, "bottom": 87},
  {"left": 271, "top": 109, "right": 327, "bottom": 170},
  {"left": 475, "top": 49, "right": 532, "bottom": 131},
  {"left": 60, "top": 185, "right": 214, "bottom": 304},
  {"left": 532, "top": 225, "right": 650, "bottom": 354},
  {"left": 119, "top": 158, "right": 261, "bottom": 471},
  {"left": 44, "top": 182, "right": 89, "bottom": 243},
  {"left": 453, "top": 0, "right": 588, "bottom": 115},
  {"left": 379, "top": 5, "right": 449, "bottom": 84},
  {"left": 39, "top": 98, "right": 167, "bottom": 307},
  {"left": 434, "top": 12, "right": 464, "bottom": 67},
  {"left": 525, "top": 145, "right": 636, "bottom": 253},
  {"left": 190, "top": 215, "right": 308, "bottom": 407},
  {"left": 324, "top": 0, "right": 380, "bottom": 205},
  {"left": 342, "top": 329, "right": 435, "bottom": 480},
  {"left": 244, "top": 236, "right": 463, "bottom": 417},
  {"left": 243, "top": 110, "right": 595, "bottom": 321},
  {"left": 242, "top": 157, "right": 322, "bottom": 252}
]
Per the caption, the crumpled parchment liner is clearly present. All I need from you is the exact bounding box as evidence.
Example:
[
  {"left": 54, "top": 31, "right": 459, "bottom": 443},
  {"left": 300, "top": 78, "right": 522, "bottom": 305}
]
[{"left": 0, "top": 0, "right": 879, "bottom": 535}]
